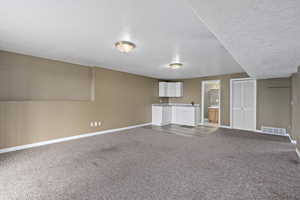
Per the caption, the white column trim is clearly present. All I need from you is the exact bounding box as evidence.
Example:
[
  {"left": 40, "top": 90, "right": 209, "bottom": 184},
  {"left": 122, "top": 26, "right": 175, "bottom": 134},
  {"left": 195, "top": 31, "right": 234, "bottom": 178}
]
[
  {"left": 288, "top": 134, "right": 297, "bottom": 144},
  {"left": 296, "top": 148, "right": 300, "bottom": 159}
]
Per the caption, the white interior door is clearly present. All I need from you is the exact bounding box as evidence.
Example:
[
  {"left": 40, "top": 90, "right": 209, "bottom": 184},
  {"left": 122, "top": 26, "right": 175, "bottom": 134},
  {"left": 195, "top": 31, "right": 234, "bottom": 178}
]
[
  {"left": 242, "top": 80, "right": 256, "bottom": 130},
  {"left": 232, "top": 81, "right": 244, "bottom": 129},
  {"left": 231, "top": 79, "right": 256, "bottom": 131}
]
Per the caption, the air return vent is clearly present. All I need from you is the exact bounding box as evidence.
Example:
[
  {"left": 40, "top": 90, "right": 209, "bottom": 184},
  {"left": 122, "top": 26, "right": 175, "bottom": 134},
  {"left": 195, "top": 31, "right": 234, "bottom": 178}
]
[{"left": 261, "top": 126, "right": 287, "bottom": 136}]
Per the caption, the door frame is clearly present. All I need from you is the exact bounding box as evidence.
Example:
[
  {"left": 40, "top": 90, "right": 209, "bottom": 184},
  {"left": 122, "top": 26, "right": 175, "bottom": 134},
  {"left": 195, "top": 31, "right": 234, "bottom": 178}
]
[
  {"left": 230, "top": 78, "right": 257, "bottom": 131},
  {"left": 201, "top": 80, "right": 221, "bottom": 126}
]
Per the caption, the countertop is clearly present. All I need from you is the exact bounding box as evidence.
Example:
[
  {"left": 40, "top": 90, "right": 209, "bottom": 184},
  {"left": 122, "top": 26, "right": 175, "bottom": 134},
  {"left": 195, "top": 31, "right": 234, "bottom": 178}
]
[
  {"left": 152, "top": 103, "right": 200, "bottom": 107},
  {"left": 208, "top": 106, "right": 220, "bottom": 109}
]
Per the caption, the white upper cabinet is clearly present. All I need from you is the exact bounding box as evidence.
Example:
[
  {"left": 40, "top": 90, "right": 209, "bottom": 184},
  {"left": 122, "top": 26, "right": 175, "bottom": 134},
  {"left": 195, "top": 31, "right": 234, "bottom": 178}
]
[
  {"left": 159, "top": 82, "right": 183, "bottom": 97},
  {"left": 174, "top": 82, "right": 183, "bottom": 97},
  {"left": 159, "top": 82, "right": 168, "bottom": 97},
  {"left": 167, "top": 82, "right": 176, "bottom": 97}
]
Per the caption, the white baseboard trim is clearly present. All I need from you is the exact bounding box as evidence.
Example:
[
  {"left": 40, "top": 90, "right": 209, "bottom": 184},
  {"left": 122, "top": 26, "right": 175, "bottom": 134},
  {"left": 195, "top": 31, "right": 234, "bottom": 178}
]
[
  {"left": 218, "top": 126, "right": 291, "bottom": 138},
  {"left": 296, "top": 148, "right": 300, "bottom": 159},
  {"left": 219, "top": 125, "right": 231, "bottom": 129},
  {"left": 0, "top": 123, "right": 151, "bottom": 154},
  {"left": 251, "top": 129, "right": 290, "bottom": 137},
  {"left": 287, "top": 134, "right": 297, "bottom": 144},
  {"left": 198, "top": 123, "right": 227, "bottom": 128}
]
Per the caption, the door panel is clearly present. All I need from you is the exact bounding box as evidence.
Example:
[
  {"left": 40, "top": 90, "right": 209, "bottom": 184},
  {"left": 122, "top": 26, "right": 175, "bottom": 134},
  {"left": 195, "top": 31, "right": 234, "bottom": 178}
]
[
  {"left": 233, "top": 109, "right": 244, "bottom": 129},
  {"left": 243, "top": 81, "right": 255, "bottom": 109},
  {"left": 243, "top": 110, "right": 255, "bottom": 130},
  {"left": 232, "top": 79, "right": 256, "bottom": 131},
  {"left": 232, "top": 81, "right": 244, "bottom": 129},
  {"left": 233, "top": 81, "right": 243, "bottom": 109},
  {"left": 242, "top": 80, "right": 256, "bottom": 130}
]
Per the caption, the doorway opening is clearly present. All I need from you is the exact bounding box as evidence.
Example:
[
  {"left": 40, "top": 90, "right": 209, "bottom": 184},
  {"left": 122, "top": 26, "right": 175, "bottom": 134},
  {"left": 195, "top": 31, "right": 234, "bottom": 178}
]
[{"left": 201, "top": 80, "right": 221, "bottom": 127}]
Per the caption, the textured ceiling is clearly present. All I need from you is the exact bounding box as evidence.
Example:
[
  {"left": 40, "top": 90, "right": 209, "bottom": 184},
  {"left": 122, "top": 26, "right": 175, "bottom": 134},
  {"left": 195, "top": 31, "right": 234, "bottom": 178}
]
[
  {"left": 1, "top": 1, "right": 297, "bottom": 79},
  {"left": 0, "top": 0, "right": 244, "bottom": 79},
  {"left": 188, "top": 0, "right": 300, "bottom": 78}
]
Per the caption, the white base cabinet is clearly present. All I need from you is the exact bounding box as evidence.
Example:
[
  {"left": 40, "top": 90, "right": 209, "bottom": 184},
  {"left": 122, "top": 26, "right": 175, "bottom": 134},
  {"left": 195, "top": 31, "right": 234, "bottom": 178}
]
[
  {"left": 172, "top": 106, "right": 200, "bottom": 126},
  {"left": 152, "top": 106, "right": 172, "bottom": 126},
  {"left": 152, "top": 105, "right": 200, "bottom": 126}
]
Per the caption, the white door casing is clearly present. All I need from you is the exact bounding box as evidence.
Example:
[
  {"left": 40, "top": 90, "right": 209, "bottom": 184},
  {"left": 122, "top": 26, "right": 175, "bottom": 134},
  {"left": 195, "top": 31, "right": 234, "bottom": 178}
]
[{"left": 201, "top": 80, "right": 221, "bottom": 125}]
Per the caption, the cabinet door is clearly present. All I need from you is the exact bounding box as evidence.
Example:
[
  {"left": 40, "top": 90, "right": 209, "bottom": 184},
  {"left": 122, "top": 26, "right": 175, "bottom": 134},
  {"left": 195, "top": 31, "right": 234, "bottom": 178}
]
[
  {"left": 159, "top": 82, "right": 167, "bottom": 97},
  {"left": 167, "top": 83, "right": 176, "bottom": 97},
  {"left": 172, "top": 106, "right": 181, "bottom": 124},
  {"left": 174, "top": 107, "right": 183, "bottom": 124},
  {"left": 162, "top": 106, "right": 172, "bottom": 124},
  {"left": 152, "top": 106, "right": 163, "bottom": 125},
  {"left": 171, "top": 106, "right": 178, "bottom": 124},
  {"left": 182, "top": 107, "right": 195, "bottom": 126},
  {"left": 175, "top": 82, "right": 183, "bottom": 97},
  {"left": 173, "top": 107, "right": 195, "bottom": 126}
]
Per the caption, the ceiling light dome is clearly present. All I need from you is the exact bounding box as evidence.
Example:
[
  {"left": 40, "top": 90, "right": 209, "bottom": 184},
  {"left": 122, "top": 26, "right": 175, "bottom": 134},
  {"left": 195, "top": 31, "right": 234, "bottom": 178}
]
[
  {"left": 168, "top": 63, "right": 183, "bottom": 69},
  {"left": 115, "top": 41, "right": 136, "bottom": 53}
]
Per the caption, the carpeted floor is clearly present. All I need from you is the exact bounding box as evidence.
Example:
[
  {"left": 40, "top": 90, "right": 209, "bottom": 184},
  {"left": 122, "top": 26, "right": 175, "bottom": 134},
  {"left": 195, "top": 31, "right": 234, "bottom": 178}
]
[{"left": 0, "top": 125, "right": 299, "bottom": 200}]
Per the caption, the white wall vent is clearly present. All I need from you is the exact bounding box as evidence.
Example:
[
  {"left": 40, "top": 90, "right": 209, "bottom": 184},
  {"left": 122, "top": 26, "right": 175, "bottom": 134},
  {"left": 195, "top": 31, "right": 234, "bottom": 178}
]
[{"left": 261, "top": 126, "right": 287, "bottom": 136}]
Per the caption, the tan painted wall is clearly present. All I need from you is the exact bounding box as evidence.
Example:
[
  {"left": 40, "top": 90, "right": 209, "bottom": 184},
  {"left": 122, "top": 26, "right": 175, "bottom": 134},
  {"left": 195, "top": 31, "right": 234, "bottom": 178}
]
[
  {"left": 291, "top": 69, "right": 300, "bottom": 150},
  {"left": 0, "top": 51, "right": 93, "bottom": 101},
  {"left": 257, "top": 78, "right": 291, "bottom": 131},
  {"left": 168, "top": 73, "right": 249, "bottom": 126},
  {"left": 0, "top": 51, "right": 161, "bottom": 149},
  {"left": 169, "top": 75, "right": 291, "bottom": 129},
  {"left": 0, "top": 50, "right": 293, "bottom": 149}
]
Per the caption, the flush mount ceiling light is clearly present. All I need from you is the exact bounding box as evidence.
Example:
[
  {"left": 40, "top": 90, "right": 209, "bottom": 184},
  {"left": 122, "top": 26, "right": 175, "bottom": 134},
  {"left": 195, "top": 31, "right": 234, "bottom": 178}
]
[
  {"left": 168, "top": 63, "right": 183, "bottom": 69},
  {"left": 115, "top": 41, "right": 136, "bottom": 53}
]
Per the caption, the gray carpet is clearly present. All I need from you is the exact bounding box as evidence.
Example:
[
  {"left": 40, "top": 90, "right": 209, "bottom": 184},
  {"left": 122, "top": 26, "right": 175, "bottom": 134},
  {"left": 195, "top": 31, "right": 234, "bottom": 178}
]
[{"left": 0, "top": 126, "right": 299, "bottom": 200}]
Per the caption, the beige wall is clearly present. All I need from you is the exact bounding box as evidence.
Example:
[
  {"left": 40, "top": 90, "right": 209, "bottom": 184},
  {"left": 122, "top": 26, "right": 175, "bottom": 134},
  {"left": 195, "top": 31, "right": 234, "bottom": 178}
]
[
  {"left": 291, "top": 68, "right": 300, "bottom": 150},
  {"left": 257, "top": 78, "right": 291, "bottom": 131},
  {"left": 0, "top": 51, "right": 93, "bottom": 101},
  {"left": 0, "top": 51, "right": 161, "bottom": 149},
  {"left": 169, "top": 75, "right": 291, "bottom": 129},
  {"left": 168, "top": 73, "right": 249, "bottom": 126},
  {"left": 0, "top": 50, "right": 294, "bottom": 149}
]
